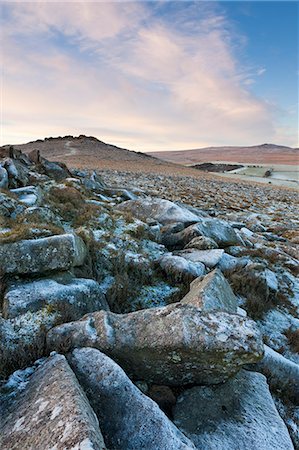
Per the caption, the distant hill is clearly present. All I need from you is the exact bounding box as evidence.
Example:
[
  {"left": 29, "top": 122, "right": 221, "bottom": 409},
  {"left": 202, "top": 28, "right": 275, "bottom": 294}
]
[
  {"left": 4, "top": 135, "right": 188, "bottom": 174},
  {"left": 147, "top": 144, "right": 299, "bottom": 166}
]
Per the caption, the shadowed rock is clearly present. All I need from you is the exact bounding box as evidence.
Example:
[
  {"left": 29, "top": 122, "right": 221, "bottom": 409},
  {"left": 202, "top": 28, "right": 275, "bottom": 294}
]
[
  {"left": 0, "top": 233, "right": 87, "bottom": 275},
  {"left": 47, "top": 303, "right": 264, "bottom": 385},
  {"left": 173, "top": 370, "right": 294, "bottom": 450},
  {"left": 0, "top": 354, "right": 106, "bottom": 450},
  {"left": 68, "top": 347, "right": 196, "bottom": 450}
]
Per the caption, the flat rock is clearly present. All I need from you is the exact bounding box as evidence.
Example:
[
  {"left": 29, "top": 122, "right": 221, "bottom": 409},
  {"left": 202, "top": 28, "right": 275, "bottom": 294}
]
[
  {"left": 0, "top": 354, "right": 106, "bottom": 450},
  {"left": 3, "top": 276, "right": 109, "bottom": 319},
  {"left": 117, "top": 197, "right": 201, "bottom": 224},
  {"left": 181, "top": 269, "right": 237, "bottom": 313},
  {"left": 47, "top": 303, "right": 264, "bottom": 385},
  {"left": 175, "top": 249, "right": 224, "bottom": 268},
  {"left": 68, "top": 347, "right": 196, "bottom": 450},
  {"left": 173, "top": 370, "right": 294, "bottom": 450},
  {"left": 0, "top": 233, "right": 87, "bottom": 275},
  {"left": 159, "top": 253, "right": 206, "bottom": 282}
]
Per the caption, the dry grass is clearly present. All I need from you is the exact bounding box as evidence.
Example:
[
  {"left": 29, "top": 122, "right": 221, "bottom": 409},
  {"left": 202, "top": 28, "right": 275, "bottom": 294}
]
[
  {"left": 0, "top": 222, "right": 64, "bottom": 244},
  {"left": 284, "top": 328, "right": 299, "bottom": 354},
  {"left": 46, "top": 185, "right": 104, "bottom": 226}
]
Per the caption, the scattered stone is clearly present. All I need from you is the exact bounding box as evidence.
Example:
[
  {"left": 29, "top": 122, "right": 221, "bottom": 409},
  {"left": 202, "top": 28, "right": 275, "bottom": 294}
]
[
  {"left": 3, "top": 276, "right": 109, "bottom": 319},
  {"left": 69, "top": 347, "right": 195, "bottom": 450},
  {"left": 217, "top": 253, "right": 249, "bottom": 272},
  {"left": 0, "top": 166, "right": 9, "bottom": 189},
  {"left": 181, "top": 269, "right": 237, "bottom": 313},
  {"left": 10, "top": 186, "right": 41, "bottom": 206},
  {"left": 0, "top": 354, "right": 106, "bottom": 450},
  {"left": 184, "top": 235, "right": 218, "bottom": 250},
  {"left": 251, "top": 345, "right": 299, "bottom": 403},
  {"left": 117, "top": 197, "right": 201, "bottom": 224},
  {"left": 47, "top": 304, "right": 264, "bottom": 385},
  {"left": 175, "top": 248, "right": 225, "bottom": 268},
  {"left": 0, "top": 191, "right": 25, "bottom": 218},
  {"left": 173, "top": 370, "right": 294, "bottom": 450},
  {"left": 0, "top": 233, "right": 87, "bottom": 275},
  {"left": 159, "top": 253, "right": 206, "bottom": 282}
]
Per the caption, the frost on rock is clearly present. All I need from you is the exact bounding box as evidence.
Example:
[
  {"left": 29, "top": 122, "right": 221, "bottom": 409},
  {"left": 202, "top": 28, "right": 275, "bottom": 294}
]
[
  {"left": 3, "top": 277, "right": 109, "bottom": 319},
  {"left": 47, "top": 304, "right": 264, "bottom": 385},
  {"left": 0, "top": 354, "right": 106, "bottom": 450},
  {"left": 173, "top": 370, "right": 294, "bottom": 450},
  {"left": 69, "top": 347, "right": 196, "bottom": 450}
]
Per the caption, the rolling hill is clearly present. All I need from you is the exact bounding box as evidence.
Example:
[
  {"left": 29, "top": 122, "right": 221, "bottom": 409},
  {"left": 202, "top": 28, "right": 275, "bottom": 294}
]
[{"left": 147, "top": 144, "right": 299, "bottom": 166}]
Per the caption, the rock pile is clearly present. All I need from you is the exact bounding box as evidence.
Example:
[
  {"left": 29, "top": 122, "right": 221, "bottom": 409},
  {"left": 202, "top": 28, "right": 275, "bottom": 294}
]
[{"left": 0, "top": 146, "right": 298, "bottom": 448}]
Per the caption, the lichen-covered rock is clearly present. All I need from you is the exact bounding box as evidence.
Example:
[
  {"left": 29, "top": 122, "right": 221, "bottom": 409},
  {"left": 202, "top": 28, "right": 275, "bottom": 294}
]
[
  {"left": 47, "top": 304, "right": 264, "bottom": 385},
  {"left": 0, "top": 354, "right": 106, "bottom": 450},
  {"left": 181, "top": 269, "right": 237, "bottom": 313},
  {"left": 0, "top": 233, "right": 87, "bottom": 275},
  {"left": 175, "top": 248, "right": 225, "bottom": 268},
  {"left": 159, "top": 253, "right": 206, "bottom": 282},
  {"left": 3, "top": 276, "right": 109, "bottom": 319},
  {"left": 0, "top": 311, "right": 56, "bottom": 379},
  {"left": 173, "top": 370, "right": 294, "bottom": 450},
  {"left": 68, "top": 347, "right": 196, "bottom": 450},
  {"left": 117, "top": 197, "right": 201, "bottom": 224}
]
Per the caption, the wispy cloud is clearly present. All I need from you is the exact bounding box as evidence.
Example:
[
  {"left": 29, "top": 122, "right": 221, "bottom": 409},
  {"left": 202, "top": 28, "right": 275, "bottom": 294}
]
[{"left": 1, "top": 1, "right": 296, "bottom": 149}]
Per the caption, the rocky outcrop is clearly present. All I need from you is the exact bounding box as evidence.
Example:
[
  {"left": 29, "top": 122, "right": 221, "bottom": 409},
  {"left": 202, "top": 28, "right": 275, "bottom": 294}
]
[
  {"left": 0, "top": 233, "right": 87, "bottom": 275},
  {"left": 47, "top": 304, "right": 264, "bottom": 385},
  {"left": 181, "top": 269, "right": 237, "bottom": 313},
  {"left": 68, "top": 347, "right": 196, "bottom": 450},
  {"left": 173, "top": 370, "right": 294, "bottom": 450},
  {"left": 0, "top": 354, "right": 106, "bottom": 450},
  {"left": 117, "top": 197, "right": 201, "bottom": 224},
  {"left": 3, "top": 275, "right": 109, "bottom": 319}
]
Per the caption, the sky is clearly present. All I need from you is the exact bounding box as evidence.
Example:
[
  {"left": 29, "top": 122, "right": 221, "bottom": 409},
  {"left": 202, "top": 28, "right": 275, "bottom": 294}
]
[{"left": 1, "top": 1, "right": 298, "bottom": 151}]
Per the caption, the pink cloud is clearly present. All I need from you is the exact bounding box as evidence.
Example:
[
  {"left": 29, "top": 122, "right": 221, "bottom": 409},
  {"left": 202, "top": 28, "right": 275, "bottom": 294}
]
[{"left": 1, "top": 2, "right": 296, "bottom": 149}]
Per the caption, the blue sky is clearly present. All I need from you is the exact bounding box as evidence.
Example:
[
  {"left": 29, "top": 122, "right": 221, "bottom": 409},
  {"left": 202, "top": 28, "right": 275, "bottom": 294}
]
[{"left": 1, "top": 1, "right": 298, "bottom": 150}]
